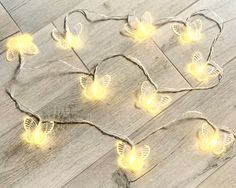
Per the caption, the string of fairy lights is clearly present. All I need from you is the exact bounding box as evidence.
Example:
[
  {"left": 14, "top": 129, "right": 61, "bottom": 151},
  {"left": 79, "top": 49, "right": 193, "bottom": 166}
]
[{"left": 4, "top": 8, "right": 236, "bottom": 179}]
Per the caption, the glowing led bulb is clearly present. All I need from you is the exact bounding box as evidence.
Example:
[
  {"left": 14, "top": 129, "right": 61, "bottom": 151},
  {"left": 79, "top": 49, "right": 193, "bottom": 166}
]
[
  {"left": 136, "top": 81, "right": 171, "bottom": 114},
  {"left": 23, "top": 117, "right": 54, "bottom": 146},
  {"left": 198, "top": 123, "right": 235, "bottom": 155},
  {"left": 6, "top": 34, "right": 39, "bottom": 62},
  {"left": 116, "top": 141, "right": 150, "bottom": 172},
  {"left": 187, "top": 51, "right": 223, "bottom": 82},
  {"left": 122, "top": 11, "right": 156, "bottom": 42},
  {"left": 52, "top": 23, "right": 82, "bottom": 49},
  {"left": 172, "top": 19, "right": 202, "bottom": 43},
  {"left": 80, "top": 75, "right": 111, "bottom": 101}
]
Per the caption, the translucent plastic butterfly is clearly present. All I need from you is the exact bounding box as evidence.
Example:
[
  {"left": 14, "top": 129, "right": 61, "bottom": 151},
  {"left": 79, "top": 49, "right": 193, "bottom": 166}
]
[
  {"left": 198, "top": 122, "right": 235, "bottom": 155},
  {"left": 52, "top": 23, "right": 82, "bottom": 49},
  {"left": 80, "top": 75, "right": 111, "bottom": 101},
  {"left": 187, "top": 51, "right": 223, "bottom": 82},
  {"left": 122, "top": 11, "right": 156, "bottom": 42},
  {"left": 23, "top": 116, "right": 54, "bottom": 146},
  {"left": 172, "top": 19, "right": 202, "bottom": 43},
  {"left": 137, "top": 81, "right": 171, "bottom": 114},
  {"left": 6, "top": 34, "right": 39, "bottom": 62},
  {"left": 116, "top": 141, "right": 150, "bottom": 172}
]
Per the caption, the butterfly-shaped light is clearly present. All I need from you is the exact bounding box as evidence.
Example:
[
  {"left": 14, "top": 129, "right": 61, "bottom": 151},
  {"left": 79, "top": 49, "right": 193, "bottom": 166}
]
[
  {"left": 122, "top": 12, "right": 156, "bottom": 42},
  {"left": 187, "top": 51, "right": 223, "bottom": 82},
  {"left": 172, "top": 19, "right": 202, "bottom": 43},
  {"left": 116, "top": 141, "right": 150, "bottom": 172},
  {"left": 6, "top": 34, "right": 39, "bottom": 62},
  {"left": 136, "top": 81, "right": 171, "bottom": 114},
  {"left": 52, "top": 23, "right": 82, "bottom": 49},
  {"left": 23, "top": 117, "right": 54, "bottom": 146},
  {"left": 80, "top": 75, "right": 111, "bottom": 101},
  {"left": 198, "top": 123, "right": 235, "bottom": 155}
]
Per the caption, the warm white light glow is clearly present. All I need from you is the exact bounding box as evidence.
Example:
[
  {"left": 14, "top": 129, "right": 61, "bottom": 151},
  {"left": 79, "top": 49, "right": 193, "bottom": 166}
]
[
  {"left": 198, "top": 123, "right": 235, "bottom": 155},
  {"left": 172, "top": 19, "right": 202, "bottom": 43},
  {"left": 52, "top": 23, "right": 82, "bottom": 49},
  {"left": 187, "top": 51, "right": 222, "bottom": 82},
  {"left": 6, "top": 34, "right": 38, "bottom": 62},
  {"left": 23, "top": 117, "right": 54, "bottom": 146},
  {"left": 122, "top": 12, "right": 156, "bottom": 42},
  {"left": 136, "top": 81, "right": 171, "bottom": 114},
  {"left": 116, "top": 141, "right": 150, "bottom": 172},
  {"left": 80, "top": 75, "right": 111, "bottom": 101}
]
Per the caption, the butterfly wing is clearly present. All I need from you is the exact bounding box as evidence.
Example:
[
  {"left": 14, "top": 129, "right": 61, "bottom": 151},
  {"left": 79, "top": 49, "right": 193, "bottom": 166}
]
[
  {"left": 201, "top": 122, "right": 215, "bottom": 139},
  {"left": 24, "top": 116, "right": 38, "bottom": 132},
  {"left": 192, "top": 51, "right": 205, "bottom": 64},
  {"left": 101, "top": 75, "right": 111, "bottom": 87},
  {"left": 116, "top": 141, "right": 130, "bottom": 156},
  {"left": 52, "top": 29, "right": 70, "bottom": 49},
  {"left": 223, "top": 132, "right": 235, "bottom": 147},
  {"left": 207, "top": 60, "right": 223, "bottom": 78},
  {"left": 6, "top": 49, "right": 18, "bottom": 62},
  {"left": 23, "top": 43, "right": 39, "bottom": 55},
  {"left": 128, "top": 12, "right": 140, "bottom": 29},
  {"left": 70, "top": 23, "right": 83, "bottom": 36},
  {"left": 172, "top": 24, "right": 185, "bottom": 37},
  {"left": 137, "top": 145, "right": 150, "bottom": 160},
  {"left": 148, "top": 95, "right": 171, "bottom": 113},
  {"left": 141, "top": 12, "right": 153, "bottom": 25},
  {"left": 140, "top": 81, "right": 156, "bottom": 96},
  {"left": 189, "top": 19, "right": 202, "bottom": 32},
  {"left": 79, "top": 75, "right": 93, "bottom": 89},
  {"left": 41, "top": 121, "right": 54, "bottom": 134}
]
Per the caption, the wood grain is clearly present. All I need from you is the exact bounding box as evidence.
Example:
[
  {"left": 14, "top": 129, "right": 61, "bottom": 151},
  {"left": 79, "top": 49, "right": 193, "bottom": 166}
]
[{"left": 65, "top": 58, "right": 236, "bottom": 188}]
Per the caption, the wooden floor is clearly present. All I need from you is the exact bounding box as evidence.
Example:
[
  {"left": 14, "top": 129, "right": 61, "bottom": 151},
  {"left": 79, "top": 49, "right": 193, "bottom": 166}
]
[{"left": 0, "top": 0, "right": 236, "bottom": 187}]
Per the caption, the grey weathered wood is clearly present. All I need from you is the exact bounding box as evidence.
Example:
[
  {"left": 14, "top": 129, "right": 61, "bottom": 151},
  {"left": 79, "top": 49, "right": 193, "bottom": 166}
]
[
  {"left": 0, "top": 3, "right": 19, "bottom": 52},
  {"left": 65, "top": 58, "right": 236, "bottom": 188},
  {"left": 0, "top": 38, "right": 190, "bottom": 187},
  {"left": 152, "top": 0, "right": 236, "bottom": 86},
  {"left": 0, "top": 23, "right": 86, "bottom": 137},
  {"left": 0, "top": 0, "right": 89, "bottom": 33},
  {"left": 53, "top": 0, "right": 199, "bottom": 69},
  {"left": 0, "top": 0, "right": 235, "bottom": 187}
]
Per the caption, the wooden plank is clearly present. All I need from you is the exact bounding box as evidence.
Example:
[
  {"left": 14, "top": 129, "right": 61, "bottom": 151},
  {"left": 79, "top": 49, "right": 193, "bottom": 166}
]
[
  {"left": 198, "top": 156, "right": 236, "bottom": 188},
  {"left": 0, "top": 3, "right": 19, "bottom": 53},
  {"left": 53, "top": 0, "right": 199, "bottom": 69},
  {"left": 152, "top": 0, "right": 236, "bottom": 86},
  {"left": 0, "top": 0, "right": 88, "bottom": 33},
  {"left": 0, "top": 23, "right": 87, "bottom": 137},
  {"left": 0, "top": 39, "right": 190, "bottom": 187},
  {"left": 65, "top": 58, "right": 236, "bottom": 188},
  {"left": 0, "top": 3, "right": 18, "bottom": 40}
]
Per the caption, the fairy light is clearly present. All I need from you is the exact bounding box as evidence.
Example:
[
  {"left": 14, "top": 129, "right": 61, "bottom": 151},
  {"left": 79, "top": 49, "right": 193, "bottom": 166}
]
[
  {"left": 6, "top": 34, "right": 39, "bottom": 61},
  {"left": 122, "top": 12, "right": 156, "bottom": 42},
  {"left": 187, "top": 51, "right": 222, "bottom": 82},
  {"left": 172, "top": 19, "right": 202, "bottom": 43},
  {"left": 23, "top": 117, "right": 54, "bottom": 146},
  {"left": 51, "top": 23, "right": 82, "bottom": 49},
  {"left": 198, "top": 123, "right": 235, "bottom": 155},
  {"left": 116, "top": 141, "right": 150, "bottom": 172},
  {"left": 136, "top": 81, "right": 171, "bottom": 114},
  {"left": 80, "top": 75, "right": 111, "bottom": 101}
]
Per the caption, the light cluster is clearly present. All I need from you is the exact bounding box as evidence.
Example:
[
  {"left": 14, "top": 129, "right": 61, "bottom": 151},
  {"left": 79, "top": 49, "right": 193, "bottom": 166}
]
[
  {"left": 23, "top": 117, "right": 54, "bottom": 146},
  {"left": 5, "top": 8, "right": 234, "bottom": 177},
  {"left": 187, "top": 51, "right": 223, "bottom": 82},
  {"left": 198, "top": 123, "right": 235, "bottom": 155},
  {"left": 121, "top": 11, "right": 156, "bottom": 42},
  {"left": 52, "top": 23, "right": 82, "bottom": 49},
  {"left": 6, "top": 34, "right": 38, "bottom": 62},
  {"left": 80, "top": 75, "right": 111, "bottom": 101},
  {"left": 136, "top": 81, "right": 171, "bottom": 114},
  {"left": 116, "top": 141, "right": 150, "bottom": 172},
  {"left": 172, "top": 19, "right": 202, "bottom": 43}
]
